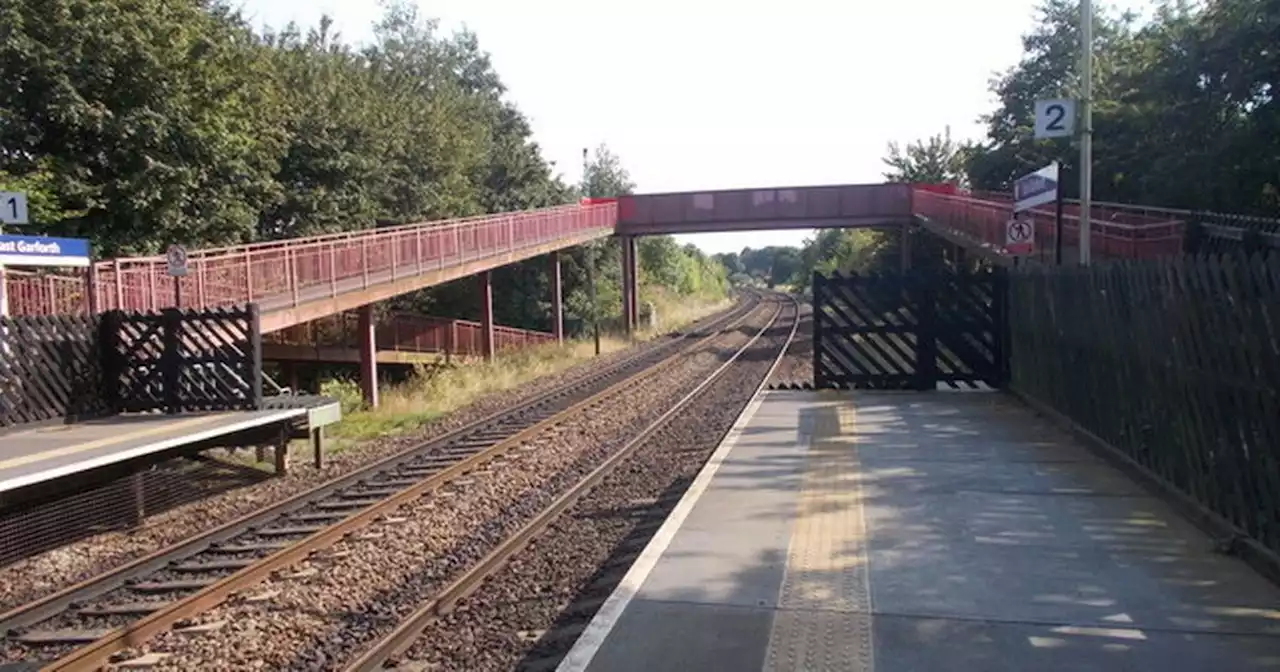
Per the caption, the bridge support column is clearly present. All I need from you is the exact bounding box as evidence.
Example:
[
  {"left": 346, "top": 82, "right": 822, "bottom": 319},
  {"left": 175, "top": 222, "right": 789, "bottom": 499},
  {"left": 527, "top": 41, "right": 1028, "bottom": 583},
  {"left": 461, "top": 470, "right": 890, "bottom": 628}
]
[
  {"left": 549, "top": 251, "right": 564, "bottom": 344},
  {"left": 621, "top": 236, "right": 638, "bottom": 333},
  {"left": 358, "top": 304, "right": 378, "bottom": 408},
  {"left": 479, "top": 270, "right": 495, "bottom": 361}
]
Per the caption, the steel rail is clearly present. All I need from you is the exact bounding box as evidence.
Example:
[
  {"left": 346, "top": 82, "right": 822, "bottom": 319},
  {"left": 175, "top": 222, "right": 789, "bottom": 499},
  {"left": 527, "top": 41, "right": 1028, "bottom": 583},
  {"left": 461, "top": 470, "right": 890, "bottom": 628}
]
[
  {"left": 0, "top": 292, "right": 758, "bottom": 638},
  {"left": 30, "top": 293, "right": 776, "bottom": 672},
  {"left": 341, "top": 293, "right": 800, "bottom": 671}
]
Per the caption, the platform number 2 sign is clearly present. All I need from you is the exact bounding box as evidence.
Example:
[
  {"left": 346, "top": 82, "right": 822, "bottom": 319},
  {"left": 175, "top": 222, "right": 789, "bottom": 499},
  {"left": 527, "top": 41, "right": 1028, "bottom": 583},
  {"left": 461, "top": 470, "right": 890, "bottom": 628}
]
[
  {"left": 1034, "top": 99, "right": 1076, "bottom": 140},
  {"left": 0, "top": 191, "right": 28, "bottom": 225}
]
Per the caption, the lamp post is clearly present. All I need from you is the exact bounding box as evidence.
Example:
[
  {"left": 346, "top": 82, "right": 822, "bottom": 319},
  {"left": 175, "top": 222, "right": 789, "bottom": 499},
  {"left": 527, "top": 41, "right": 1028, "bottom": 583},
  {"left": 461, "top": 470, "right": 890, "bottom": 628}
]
[
  {"left": 1079, "top": 0, "right": 1094, "bottom": 265},
  {"left": 582, "top": 147, "right": 600, "bottom": 356}
]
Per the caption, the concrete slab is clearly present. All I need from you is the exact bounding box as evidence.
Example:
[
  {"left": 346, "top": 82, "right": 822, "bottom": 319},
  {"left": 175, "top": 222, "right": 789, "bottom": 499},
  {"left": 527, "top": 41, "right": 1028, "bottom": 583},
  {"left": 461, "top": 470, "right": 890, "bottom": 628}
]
[
  {"left": 563, "top": 390, "right": 1280, "bottom": 672},
  {"left": 583, "top": 600, "right": 774, "bottom": 672},
  {"left": 0, "top": 409, "right": 305, "bottom": 494},
  {"left": 634, "top": 395, "right": 807, "bottom": 609}
]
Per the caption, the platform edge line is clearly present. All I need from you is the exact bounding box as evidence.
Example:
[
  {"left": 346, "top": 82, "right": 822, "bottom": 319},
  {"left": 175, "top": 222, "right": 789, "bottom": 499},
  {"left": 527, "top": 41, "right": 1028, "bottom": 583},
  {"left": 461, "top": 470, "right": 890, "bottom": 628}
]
[
  {"left": 0, "top": 408, "right": 306, "bottom": 495},
  {"left": 554, "top": 389, "right": 774, "bottom": 672}
]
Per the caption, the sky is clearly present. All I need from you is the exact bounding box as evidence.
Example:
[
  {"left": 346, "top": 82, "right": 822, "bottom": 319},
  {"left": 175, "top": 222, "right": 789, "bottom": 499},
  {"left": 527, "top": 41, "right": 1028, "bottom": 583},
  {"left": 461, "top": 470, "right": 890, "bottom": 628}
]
[{"left": 233, "top": 0, "right": 1138, "bottom": 255}]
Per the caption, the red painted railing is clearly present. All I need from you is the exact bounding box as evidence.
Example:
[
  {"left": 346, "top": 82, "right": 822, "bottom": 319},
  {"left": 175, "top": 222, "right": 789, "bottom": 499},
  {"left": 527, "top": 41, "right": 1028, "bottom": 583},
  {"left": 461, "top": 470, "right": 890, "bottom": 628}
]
[
  {"left": 267, "top": 311, "right": 556, "bottom": 357},
  {"left": 2, "top": 202, "right": 614, "bottom": 319},
  {"left": 911, "top": 189, "right": 1186, "bottom": 260}
]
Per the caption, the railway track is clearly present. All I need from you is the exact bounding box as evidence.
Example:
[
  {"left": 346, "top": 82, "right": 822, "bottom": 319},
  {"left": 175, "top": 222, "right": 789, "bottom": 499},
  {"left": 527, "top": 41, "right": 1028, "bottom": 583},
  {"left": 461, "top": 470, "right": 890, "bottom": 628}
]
[
  {"left": 342, "top": 294, "right": 799, "bottom": 671},
  {"left": 0, "top": 291, "right": 767, "bottom": 671}
]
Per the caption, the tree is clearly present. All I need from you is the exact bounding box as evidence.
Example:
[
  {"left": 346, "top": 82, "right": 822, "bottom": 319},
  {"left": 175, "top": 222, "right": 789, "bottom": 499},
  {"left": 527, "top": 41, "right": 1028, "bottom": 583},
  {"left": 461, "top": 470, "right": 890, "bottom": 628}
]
[
  {"left": 0, "top": 0, "right": 288, "bottom": 255},
  {"left": 882, "top": 126, "right": 970, "bottom": 185}
]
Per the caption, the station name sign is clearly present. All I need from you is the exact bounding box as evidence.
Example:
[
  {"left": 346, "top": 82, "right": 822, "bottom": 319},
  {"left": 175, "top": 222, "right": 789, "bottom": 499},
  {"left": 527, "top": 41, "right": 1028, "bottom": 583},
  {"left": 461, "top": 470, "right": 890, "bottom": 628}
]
[
  {"left": 0, "top": 234, "right": 92, "bottom": 267},
  {"left": 1013, "top": 162, "right": 1060, "bottom": 213}
]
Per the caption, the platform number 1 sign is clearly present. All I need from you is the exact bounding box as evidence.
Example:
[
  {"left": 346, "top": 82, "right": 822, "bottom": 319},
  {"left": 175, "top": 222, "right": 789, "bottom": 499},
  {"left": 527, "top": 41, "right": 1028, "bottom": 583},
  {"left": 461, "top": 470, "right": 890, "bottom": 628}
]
[
  {"left": 0, "top": 192, "right": 29, "bottom": 225},
  {"left": 1034, "top": 99, "right": 1076, "bottom": 140}
]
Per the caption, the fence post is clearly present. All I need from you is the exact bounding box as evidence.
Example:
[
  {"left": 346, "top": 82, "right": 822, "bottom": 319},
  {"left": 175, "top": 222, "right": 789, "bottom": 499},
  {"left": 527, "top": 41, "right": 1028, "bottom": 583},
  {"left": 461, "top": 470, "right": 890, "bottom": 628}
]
[
  {"left": 994, "top": 267, "right": 1011, "bottom": 387},
  {"left": 161, "top": 308, "right": 181, "bottom": 414},
  {"left": 247, "top": 303, "right": 263, "bottom": 410},
  {"left": 85, "top": 264, "right": 99, "bottom": 316},
  {"left": 113, "top": 260, "right": 124, "bottom": 310},
  {"left": 99, "top": 310, "right": 124, "bottom": 413},
  {"left": 812, "top": 272, "right": 824, "bottom": 388},
  {"left": 914, "top": 274, "right": 939, "bottom": 391}
]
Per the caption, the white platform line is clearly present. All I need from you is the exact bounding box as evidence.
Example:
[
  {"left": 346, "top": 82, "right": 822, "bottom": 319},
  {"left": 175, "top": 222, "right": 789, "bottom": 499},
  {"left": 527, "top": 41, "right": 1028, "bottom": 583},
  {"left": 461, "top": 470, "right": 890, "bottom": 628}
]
[
  {"left": 556, "top": 389, "right": 773, "bottom": 672},
  {"left": 0, "top": 409, "right": 306, "bottom": 494}
]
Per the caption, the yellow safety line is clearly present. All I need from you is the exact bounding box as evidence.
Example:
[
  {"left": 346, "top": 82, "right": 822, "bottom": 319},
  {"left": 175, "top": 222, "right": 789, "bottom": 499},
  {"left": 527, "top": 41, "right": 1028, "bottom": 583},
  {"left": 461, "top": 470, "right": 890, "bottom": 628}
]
[{"left": 0, "top": 413, "right": 235, "bottom": 471}]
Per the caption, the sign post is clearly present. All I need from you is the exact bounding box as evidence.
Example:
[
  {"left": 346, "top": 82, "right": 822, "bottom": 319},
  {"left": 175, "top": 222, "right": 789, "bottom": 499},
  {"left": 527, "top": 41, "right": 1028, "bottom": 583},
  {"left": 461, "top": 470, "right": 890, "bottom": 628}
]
[
  {"left": 0, "top": 191, "right": 29, "bottom": 317},
  {"left": 1009, "top": 162, "right": 1061, "bottom": 259},
  {"left": 167, "top": 244, "right": 188, "bottom": 308}
]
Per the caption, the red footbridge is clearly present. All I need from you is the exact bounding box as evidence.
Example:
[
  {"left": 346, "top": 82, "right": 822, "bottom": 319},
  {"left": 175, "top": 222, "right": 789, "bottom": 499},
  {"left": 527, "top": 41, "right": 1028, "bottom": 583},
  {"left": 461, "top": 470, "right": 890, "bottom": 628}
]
[{"left": 0, "top": 182, "right": 1223, "bottom": 402}]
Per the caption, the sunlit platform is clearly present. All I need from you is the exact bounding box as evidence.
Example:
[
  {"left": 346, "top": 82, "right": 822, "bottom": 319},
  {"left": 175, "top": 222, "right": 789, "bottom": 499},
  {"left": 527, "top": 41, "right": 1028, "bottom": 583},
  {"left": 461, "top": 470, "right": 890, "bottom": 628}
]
[
  {"left": 0, "top": 398, "right": 340, "bottom": 500},
  {"left": 559, "top": 390, "right": 1280, "bottom": 671}
]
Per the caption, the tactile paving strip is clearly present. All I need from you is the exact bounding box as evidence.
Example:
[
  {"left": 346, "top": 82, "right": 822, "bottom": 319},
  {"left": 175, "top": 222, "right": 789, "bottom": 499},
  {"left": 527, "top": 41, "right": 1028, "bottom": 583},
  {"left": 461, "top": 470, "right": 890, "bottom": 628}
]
[{"left": 764, "top": 400, "right": 873, "bottom": 672}]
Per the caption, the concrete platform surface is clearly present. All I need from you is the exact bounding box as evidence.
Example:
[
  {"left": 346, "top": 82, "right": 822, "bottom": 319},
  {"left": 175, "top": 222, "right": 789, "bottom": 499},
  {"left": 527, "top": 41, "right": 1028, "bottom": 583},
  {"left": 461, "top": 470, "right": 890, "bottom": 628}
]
[
  {"left": 0, "top": 409, "right": 306, "bottom": 494},
  {"left": 559, "top": 390, "right": 1280, "bottom": 672}
]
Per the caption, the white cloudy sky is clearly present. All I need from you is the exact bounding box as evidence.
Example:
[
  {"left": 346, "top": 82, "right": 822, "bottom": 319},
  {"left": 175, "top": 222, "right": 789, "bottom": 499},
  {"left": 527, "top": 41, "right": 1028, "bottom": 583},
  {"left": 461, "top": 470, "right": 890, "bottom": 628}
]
[{"left": 236, "top": 0, "right": 1146, "bottom": 254}]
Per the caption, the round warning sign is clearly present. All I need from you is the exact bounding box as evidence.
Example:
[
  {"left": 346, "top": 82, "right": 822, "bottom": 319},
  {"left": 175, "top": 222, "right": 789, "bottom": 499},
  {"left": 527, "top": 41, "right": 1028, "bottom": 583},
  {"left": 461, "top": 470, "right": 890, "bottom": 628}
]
[
  {"left": 1004, "top": 218, "right": 1035, "bottom": 255},
  {"left": 166, "top": 244, "right": 189, "bottom": 277}
]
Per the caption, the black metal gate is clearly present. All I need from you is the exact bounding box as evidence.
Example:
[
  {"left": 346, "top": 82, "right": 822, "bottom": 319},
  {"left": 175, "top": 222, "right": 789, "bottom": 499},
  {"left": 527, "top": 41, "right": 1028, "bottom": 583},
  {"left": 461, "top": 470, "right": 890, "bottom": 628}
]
[{"left": 812, "top": 269, "right": 1007, "bottom": 390}]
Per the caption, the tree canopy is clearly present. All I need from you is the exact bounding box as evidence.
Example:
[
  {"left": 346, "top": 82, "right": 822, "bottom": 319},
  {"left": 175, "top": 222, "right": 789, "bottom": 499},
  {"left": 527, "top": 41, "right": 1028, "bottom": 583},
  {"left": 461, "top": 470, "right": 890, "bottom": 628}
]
[
  {"left": 965, "top": 0, "right": 1280, "bottom": 215},
  {"left": 0, "top": 0, "right": 729, "bottom": 333}
]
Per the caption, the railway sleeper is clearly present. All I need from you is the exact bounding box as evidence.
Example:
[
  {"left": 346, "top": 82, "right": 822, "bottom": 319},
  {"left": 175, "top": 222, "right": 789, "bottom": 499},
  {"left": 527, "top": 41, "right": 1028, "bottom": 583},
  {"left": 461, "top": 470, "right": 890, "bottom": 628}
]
[
  {"left": 170, "top": 558, "right": 256, "bottom": 572},
  {"left": 77, "top": 602, "right": 172, "bottom": 617},
  {"left": 253, "top": 525, "right": 328, "bottom": 537},
  {"left": 313, "top": 499, "right": 382, "bottom": 511},
  {"left": 130, "top": 578, "right": 218, "bottom": 593},
  {"left": 207, "top": 541, "right": 290, "bottom": 554},
  {"left": 14, "top": 628, "right": 116, "bottom": 645}
]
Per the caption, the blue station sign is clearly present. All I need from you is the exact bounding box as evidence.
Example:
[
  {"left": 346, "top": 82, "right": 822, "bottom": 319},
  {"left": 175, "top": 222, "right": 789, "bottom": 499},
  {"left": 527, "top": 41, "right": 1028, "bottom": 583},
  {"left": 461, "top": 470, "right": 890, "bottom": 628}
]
[
  {"left": 1013, "top": 162, "right": 1060, "bottom": 213},
  {"left": 0, "top": 234, "right": 92, "bottom": 267}
]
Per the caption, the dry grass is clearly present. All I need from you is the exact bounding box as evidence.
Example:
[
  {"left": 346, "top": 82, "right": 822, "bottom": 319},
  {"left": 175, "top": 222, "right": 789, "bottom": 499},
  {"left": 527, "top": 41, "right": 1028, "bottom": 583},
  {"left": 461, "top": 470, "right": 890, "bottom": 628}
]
[{"left": 316, "top": 291, "right": 733, "bottom": 449}]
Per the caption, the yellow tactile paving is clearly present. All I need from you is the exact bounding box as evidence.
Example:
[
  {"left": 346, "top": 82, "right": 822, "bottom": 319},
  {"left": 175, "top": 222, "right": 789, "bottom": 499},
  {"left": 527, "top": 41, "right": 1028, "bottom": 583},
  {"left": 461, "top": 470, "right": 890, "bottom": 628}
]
[{"left": 764, "top": 398, "right": 874, "bottom": 672}]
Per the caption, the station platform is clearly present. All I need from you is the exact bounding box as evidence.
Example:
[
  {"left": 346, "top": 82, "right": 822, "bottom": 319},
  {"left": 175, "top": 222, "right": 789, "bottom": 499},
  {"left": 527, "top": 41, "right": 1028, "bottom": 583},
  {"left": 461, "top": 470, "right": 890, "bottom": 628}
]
[
  {"left": 0, "top": 397, "right": 341, "bottom": 500},
  {"left": 559, "top": 390, "right": 1280, "bottom": 672}
]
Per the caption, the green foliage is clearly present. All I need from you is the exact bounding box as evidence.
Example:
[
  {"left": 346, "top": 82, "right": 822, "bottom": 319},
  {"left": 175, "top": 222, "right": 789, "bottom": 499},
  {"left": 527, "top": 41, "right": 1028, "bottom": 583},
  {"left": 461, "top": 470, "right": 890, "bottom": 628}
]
[
  {"left": 965, "top": 0, "right": 1280, "bottom": 215},
  {"left": 883, "top": 126, "right": 971, "bottom": 186}
]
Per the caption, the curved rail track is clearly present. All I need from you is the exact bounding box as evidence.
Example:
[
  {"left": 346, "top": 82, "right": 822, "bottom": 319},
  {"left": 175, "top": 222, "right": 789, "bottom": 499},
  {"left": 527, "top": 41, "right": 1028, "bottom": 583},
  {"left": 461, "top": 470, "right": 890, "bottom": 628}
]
[
  {"left": 342, "top": 293, "right": 799, "bottom": 671},
  {"left": 0, "top": 291, "right": 770, "bottom": 671}
]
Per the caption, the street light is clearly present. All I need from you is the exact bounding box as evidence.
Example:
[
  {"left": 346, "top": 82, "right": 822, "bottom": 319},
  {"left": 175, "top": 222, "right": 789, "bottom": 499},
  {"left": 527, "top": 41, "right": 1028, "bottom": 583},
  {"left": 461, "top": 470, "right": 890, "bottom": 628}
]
[
  {"left": 1079, "top": 0, "right": 1094, "bottom": 265},
  {"left": 582, "top": 147, "right": 600, "bottom": 356}
]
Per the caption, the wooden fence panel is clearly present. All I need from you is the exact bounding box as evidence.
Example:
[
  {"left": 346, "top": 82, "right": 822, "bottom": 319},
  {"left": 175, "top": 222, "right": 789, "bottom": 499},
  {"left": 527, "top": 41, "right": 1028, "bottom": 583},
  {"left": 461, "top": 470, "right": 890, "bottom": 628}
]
[
  {"left": 813, "top": 269, "right": 1006, "bottom": 390},
  {"left": 102, "top": 305, "right": 263, "bottom": 414},
  {"left": 0, "top": 315, "right": 109, "bottom": 429},
  {"left": 1009, "top": 255, "right": 1280, "bottom": 553}
]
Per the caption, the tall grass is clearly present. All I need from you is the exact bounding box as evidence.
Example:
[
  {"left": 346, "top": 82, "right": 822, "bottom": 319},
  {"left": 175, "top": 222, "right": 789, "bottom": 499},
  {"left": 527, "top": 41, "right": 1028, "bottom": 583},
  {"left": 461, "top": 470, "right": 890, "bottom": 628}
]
[{"left": 320, "top": 291, "right": 732, "bottom": 450}]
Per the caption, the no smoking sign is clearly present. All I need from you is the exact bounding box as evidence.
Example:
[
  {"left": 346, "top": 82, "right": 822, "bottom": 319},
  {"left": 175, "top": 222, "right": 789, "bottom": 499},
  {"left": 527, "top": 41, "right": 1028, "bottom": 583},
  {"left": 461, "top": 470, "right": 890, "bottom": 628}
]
[{"left": 1005, "top": 218, "right": 1035, "bottom": 255}]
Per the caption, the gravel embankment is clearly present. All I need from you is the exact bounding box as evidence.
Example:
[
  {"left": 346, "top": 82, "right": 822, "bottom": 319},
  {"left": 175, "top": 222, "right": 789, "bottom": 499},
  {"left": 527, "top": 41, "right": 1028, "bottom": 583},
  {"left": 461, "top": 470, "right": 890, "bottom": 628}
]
[
  {"left": 0, "top": 304, "right": 742, "bottom": 615},
  {"left": 396, "top": 300, "right": 798, "bottom": 671},
  {"left": 126, "top": 302, "right": 777, "bottom": 671}
]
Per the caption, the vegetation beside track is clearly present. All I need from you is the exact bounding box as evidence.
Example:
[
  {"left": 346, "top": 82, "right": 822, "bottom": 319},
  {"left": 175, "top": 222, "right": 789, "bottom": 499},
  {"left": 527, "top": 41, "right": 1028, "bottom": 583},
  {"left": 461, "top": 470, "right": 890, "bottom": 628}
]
[{"left": 298, "top": 293, "right": 735, "bottom": 452}]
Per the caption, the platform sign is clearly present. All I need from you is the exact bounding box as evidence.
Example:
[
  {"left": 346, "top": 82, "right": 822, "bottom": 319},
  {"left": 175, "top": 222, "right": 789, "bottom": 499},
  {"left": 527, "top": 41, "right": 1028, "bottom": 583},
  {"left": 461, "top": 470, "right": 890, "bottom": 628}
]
[
  {"left": 1005, "top": 217, "right": 1035, "bottom": 255},
  {"left": 167, "top": 244, "right": 189, "bottom": 277},
  {"left": 1034, "top": 99, "right": 1076, "bottom": 139},
  {"left": 0, "top": 192, "right": 29, "bottom": 225},
  {"left": 0, "top": 234, "right": 90, "bottom": 267},
  {"left": 1013, "top": 161, "right": 1060, "bottom": 213}
]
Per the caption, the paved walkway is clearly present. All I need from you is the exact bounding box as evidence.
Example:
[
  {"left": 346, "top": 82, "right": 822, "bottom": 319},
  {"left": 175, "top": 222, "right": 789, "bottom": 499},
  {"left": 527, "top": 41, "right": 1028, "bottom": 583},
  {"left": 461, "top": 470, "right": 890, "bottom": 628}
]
[{"left": 560, "top": 390, "right": 1280, "bottom": 671}]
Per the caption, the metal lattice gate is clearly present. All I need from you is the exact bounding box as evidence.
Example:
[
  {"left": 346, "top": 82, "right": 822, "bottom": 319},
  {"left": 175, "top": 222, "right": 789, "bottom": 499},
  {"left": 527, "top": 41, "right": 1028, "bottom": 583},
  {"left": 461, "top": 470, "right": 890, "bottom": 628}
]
[{"left": 812, "top": 269, "right": 1007, "bottom": 390}]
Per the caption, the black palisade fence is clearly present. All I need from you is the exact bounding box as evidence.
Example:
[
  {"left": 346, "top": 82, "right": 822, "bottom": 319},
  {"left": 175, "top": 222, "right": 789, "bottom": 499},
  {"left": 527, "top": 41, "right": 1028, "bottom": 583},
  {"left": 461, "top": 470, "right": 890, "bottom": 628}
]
[
  {"left": 1008, "top": 254, "right": 1280, "bottom": 553},
  {"left": 0, "top": 314, "right": 111, "bottom": 429}
]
